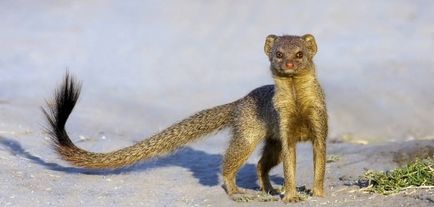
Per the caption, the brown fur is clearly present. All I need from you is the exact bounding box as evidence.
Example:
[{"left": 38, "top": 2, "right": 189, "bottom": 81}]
[{"left": 43, "top": 34, "right": 327, "bottom": 203}]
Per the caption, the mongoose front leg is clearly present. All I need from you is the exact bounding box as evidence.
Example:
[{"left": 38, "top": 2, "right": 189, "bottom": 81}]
[
  {"left": 310, "top": 110, "right": 327, "bottom": 197},
  {"left": 278, "top": 114, "right": 301, "bottom": 202},
  {"left": 257, "top": 139, "right": 282, "bottom": 194},
  {"left": 281, "top": 139, "right": 301, "bottom": 203},
  {"left": 312, "top": 139, "right": 326, "bottom": 197}
]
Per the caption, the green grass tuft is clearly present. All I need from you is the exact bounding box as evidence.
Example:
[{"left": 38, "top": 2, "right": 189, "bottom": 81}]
[{"left": 361, "top": 158, "right": 434, "bottom": 195}]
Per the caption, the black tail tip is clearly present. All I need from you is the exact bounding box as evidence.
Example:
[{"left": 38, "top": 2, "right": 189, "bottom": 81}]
[{"left": 42, "top": 72, "right": 82, "bottom": 148}]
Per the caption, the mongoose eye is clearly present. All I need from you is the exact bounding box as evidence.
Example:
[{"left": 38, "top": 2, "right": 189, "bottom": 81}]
[
  {"left": 296, "top": 51, "right": 303, "bottom": 58},
  {"left": 275, "top": 51, "right": 283, "bottom": 58}
]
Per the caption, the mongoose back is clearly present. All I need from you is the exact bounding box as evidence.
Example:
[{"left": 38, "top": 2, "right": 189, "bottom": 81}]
[{"left": 43, "top": 34, "right": 327, "bottom": 203}]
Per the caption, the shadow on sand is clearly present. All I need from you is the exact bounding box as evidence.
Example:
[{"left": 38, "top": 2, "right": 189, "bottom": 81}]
[{"left": 0, "top": 136, "right": 283, "bottom": 190}]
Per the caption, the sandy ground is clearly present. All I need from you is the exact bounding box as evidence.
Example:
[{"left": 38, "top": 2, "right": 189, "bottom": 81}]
[
  {"left": 0, "top": 0, "right": 434, "bottom": 206},
  {"left": 1, "top": 135, "right": 433, "bottom": 207}
]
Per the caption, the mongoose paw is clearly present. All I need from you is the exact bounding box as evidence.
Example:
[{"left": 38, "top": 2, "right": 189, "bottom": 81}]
[
  {"left": 224, "top": 184, "right": 248, "bottom": 195},
  {"left": 282, "top": 194, "right": 303, "bottom": 203}
]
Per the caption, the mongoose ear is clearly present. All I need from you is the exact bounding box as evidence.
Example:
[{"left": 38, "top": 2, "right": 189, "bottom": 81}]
[
  {"left": 302, "top": 34, "right": 317, "bottom": 55},
  {"left": 264, "top": 34, "right": 277, "bottom": 57}
]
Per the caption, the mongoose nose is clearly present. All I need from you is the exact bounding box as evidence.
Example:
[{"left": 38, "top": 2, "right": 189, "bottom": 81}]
[{"left": 286, "top": 62, "right": 294, "bottom": 68}]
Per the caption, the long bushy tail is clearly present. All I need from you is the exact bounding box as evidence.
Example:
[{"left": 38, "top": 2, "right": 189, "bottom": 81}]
[{"left": 42, "top": 74, "right": 236, "bottom": 169}]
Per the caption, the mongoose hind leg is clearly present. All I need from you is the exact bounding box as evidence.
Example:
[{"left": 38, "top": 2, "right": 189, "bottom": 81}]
[
  {"left": 257, "top": 138, "right": 282, "bottom": 195},
  {"left": 222, "top": 127, "right": 263, "bottom": 196}
]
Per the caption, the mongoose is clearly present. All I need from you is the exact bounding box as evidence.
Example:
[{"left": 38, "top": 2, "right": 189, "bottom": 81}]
[{"left": 43, "top": 34, "right": 327, "bottom": 203}]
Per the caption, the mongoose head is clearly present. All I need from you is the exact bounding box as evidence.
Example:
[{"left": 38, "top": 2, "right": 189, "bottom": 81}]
[{"left": 264, "top": 34, "right": 317, "bottom": 77}]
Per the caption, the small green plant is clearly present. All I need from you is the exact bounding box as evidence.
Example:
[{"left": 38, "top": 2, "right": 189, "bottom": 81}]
[
  {"left": 326, "top": 154, "right": 341, "bottom": 163},
  {"left": 232, "top": 192, "right": 279, "bottom": 203},
  {"left": 361, "top": 158, "right": 434, "bottom": 195}
]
